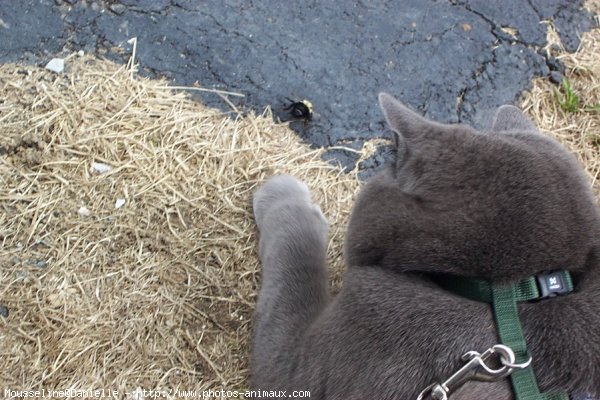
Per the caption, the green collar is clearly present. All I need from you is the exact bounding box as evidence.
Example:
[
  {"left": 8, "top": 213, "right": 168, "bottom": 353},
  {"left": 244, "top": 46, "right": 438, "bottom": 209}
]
[
  {"left": 434, "top": 270, "right": 574, "bottom": 303},
  {"left": 433, "top": 270, "right": 574, "bottom": 400}
]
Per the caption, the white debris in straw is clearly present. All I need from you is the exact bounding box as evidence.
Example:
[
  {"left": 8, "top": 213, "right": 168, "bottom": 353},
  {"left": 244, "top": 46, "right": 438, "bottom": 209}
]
[
  {"left": 78, "top": 206, "right": 91, "bottom": 217},
  {"left": 45, "top": 58, "right": 64, "bottom": 73},
  {"left": 91, "top": 162, "right": 112, "bottom": 173},
  {"left": 115, "top": 198, "right": 126, "bottom": 209}
]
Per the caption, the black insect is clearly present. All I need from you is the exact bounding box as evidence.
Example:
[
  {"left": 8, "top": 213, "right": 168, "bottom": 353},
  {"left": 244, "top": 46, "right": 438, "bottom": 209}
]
[{"left": 283, "top": 98, "right": 313, "bottom": 120}]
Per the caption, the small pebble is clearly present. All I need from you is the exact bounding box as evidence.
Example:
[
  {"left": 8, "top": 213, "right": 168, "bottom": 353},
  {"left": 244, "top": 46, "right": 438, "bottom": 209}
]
[
  {"left": 547, "top": 57, "right": 566, "bottom": 74},
  {"left": 35, "top": 259, "right": 47, "bottom": 268},
  {"left": 91, "top": 161, "right": 112, "bottom": 173},
  {"left": 108, "top": 3, "right": 126, "bottom": 14},
  {"left": 0, "top": 306, "right": 9, "bottom": 318},
  {"left": 550, "top": 71, "right": 564, "bottom": 85},
  {"left": 78, "top": 206, "right": 91, "bottom": 216},
  {"left": 45, "top": 58, "right": 65, "bottom": 73}
]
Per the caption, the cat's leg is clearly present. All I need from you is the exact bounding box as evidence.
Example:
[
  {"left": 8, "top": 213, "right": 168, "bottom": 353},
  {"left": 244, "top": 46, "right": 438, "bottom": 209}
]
[{"left": 251, "top": 175, "right": 330, "bottom": 387}]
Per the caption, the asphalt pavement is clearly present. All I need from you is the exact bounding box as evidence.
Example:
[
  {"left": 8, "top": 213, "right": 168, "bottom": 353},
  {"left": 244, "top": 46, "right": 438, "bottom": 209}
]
[{"left": 0, "top": 0, "right": 596, "bottom": 176}]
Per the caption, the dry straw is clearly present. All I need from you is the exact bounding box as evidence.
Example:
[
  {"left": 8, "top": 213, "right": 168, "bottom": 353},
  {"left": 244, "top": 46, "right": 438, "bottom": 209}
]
[
  {"left": 1, "top": 13, "right": 599, "bottom": 398},
  {"left": 0, "top": 54, "right": 363, "bottom": 393},
  {"left": 522, "top": 6, "right": 600, "bottom": 198}
]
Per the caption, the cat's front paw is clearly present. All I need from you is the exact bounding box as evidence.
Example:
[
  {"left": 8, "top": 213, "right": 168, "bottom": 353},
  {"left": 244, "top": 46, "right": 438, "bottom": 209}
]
[{"left": 253, "top": 175, "right": 325, "bottom": 231}]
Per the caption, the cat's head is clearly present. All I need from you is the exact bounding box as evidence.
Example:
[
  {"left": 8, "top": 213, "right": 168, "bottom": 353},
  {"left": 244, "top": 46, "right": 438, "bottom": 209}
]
[{"left": 345, "top": 93, "right": 600, "bottom": 281}]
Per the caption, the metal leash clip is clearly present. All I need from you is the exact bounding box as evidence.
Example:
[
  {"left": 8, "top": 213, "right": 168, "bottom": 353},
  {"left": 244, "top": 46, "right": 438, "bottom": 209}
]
[{"left": 417, "top": 344, "right": 532, "bottom": 400}]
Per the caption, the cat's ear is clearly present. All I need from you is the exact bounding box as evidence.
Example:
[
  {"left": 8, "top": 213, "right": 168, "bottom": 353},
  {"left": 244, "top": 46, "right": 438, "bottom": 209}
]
[
  {"left": 378, "top": 93, "right": 431, "bottom": 141},
  {"left": 378, "top": 93, "right": 448, "bottom": 152},
  {"left": 492, "top": 105, "right": 538, "bottom": 133}
]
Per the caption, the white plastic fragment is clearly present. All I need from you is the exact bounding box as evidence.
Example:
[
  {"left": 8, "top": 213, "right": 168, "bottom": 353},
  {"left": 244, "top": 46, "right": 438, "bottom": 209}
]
[
  {"left": 91, "top": 162, "right": 112, "bottom": 173},
  {"left": 77, "top": 50, "right": 85, "bottom": 57},
  {"left": 115, "top": 198, "right": 126, "bottom": 209},
  {"left": 45, "top": 58, "right": 64, "bottom": 73},
  {"left": 78, "top": 206, "right": 91, "bottom": 216}
]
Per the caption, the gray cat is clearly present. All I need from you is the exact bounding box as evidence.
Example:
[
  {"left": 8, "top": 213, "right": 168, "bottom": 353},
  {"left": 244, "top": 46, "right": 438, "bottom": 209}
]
[{"left": 251, "top": 93, "right": 600, "bottom": 399}]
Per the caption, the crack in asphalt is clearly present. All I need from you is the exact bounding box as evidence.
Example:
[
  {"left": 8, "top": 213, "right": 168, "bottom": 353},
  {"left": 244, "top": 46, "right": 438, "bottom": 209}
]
[
  {"left": 451, "top": 0, "right": 527, "bottom": 46},
  {"left": 526, "top": 0, "right": 543, "bottom": 20},
  {"left": 456, "top": 48, "right": 498, "bottom": 122}
]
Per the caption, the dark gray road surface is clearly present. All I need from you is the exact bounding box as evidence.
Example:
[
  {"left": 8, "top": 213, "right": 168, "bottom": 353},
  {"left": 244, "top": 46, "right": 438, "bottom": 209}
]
[{"left": 0, "top": 0, "right": 596, "bottom": 176}]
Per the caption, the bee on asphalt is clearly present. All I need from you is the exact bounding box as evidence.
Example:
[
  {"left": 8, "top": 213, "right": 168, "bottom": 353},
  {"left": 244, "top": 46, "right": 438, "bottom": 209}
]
[{"left": 283, "top": 98, "right": 313, "bottom": 120}]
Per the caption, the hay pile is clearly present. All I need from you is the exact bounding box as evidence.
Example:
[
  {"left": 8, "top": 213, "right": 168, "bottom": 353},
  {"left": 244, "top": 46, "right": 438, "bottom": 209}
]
[
  {"left": 522, "top": 7, "right": 600, "bottom": 198},
  {"left": 1, "top": 9, "right": 599, "bottom": 396},
  {"left": 0, "top": 55, "right": 363, "bottom": 392}
]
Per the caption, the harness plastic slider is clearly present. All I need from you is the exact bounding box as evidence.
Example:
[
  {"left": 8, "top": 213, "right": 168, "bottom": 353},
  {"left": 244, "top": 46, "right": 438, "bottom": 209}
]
[{"left": 535, "top": 271, "right": 572, "bottom": 299}]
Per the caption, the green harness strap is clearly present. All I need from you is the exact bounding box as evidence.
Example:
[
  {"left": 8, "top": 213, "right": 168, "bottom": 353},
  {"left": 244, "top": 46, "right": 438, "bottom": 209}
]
[
  {"left": 436, "top": 271, "right": 574, "bottom": 400},
  {"left": 492, "top": 283, "right": 568, "bottom": 400}
]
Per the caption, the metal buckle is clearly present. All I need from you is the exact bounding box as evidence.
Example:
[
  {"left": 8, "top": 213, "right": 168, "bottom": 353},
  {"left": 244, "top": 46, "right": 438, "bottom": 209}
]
[{"left": 417, "top": 344, "right": 531, "bottom": 400}]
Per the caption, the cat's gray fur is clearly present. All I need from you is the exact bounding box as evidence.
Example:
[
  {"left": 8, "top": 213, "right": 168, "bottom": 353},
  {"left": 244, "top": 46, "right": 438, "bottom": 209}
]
[{"left": 251, "top": 93, "right": 600, "bottom": 399}]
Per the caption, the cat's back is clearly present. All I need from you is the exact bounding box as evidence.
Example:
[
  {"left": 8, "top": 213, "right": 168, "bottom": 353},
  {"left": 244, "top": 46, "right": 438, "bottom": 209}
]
[
  {"left": 300, "top": 267, "right": 501, "bottom": 398},
  {"left": 304, "top": 266, "right": 599, "bottom": 398}
]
